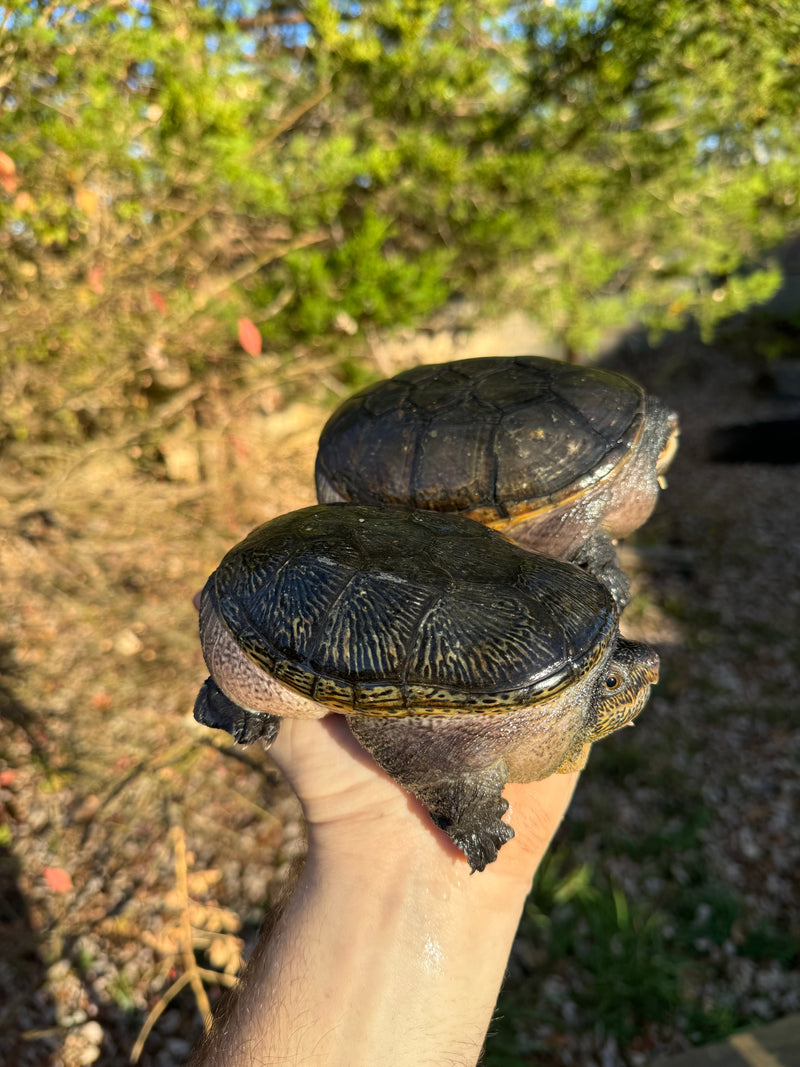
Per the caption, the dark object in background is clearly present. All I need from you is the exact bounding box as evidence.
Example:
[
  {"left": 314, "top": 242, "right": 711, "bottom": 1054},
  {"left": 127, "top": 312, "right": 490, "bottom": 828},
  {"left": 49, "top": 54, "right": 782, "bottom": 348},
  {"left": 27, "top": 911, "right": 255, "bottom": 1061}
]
[
  {"left": 708, "top": 419, "right": 800, "bottom": 464},
  {"left": 757, "top": 359, "right": 800, "bottom": 401},
  {"left": 16, "top": 508, "right": 60, "bottom": 543}
]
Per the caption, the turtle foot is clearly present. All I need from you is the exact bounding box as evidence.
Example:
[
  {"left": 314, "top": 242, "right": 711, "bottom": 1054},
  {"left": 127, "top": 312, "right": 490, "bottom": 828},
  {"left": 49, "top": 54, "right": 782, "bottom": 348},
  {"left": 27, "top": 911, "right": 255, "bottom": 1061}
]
[
  {"left": 194, "top": 677, "right": 281, "bottom": 747},
  {"left": 414, "top": 767, "right": 514, "bottom": 872},
  {"left": 345, "top": 717, "right": 513, "bottom": 871},
  {"left": 573, "top": 532, "right": 631, "bottom": 611}
]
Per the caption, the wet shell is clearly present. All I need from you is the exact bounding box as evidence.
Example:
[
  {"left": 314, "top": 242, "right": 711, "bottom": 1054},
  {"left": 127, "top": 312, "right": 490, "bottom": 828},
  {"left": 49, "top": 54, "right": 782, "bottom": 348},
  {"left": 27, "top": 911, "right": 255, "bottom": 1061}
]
[
  {"left": 315, "top": 355, "right": 645, "bottom": 522},
  {"left": 204, "top": 504, "right": 618, "bottom": 718}
]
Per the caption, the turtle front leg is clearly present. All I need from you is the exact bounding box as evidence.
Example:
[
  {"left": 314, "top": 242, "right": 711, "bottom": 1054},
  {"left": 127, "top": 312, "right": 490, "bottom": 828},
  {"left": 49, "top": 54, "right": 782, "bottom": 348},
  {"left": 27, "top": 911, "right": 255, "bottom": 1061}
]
[
  {"left": 347, "top": 715, "right": 513, "bottom": 871},
  {"left": 194, "top": 677, "right": 282, "bottom": 747},
  {"left": 572, "top": 531, "right": 631, "bottom": 610},
  {"left": 413, "top": 766, "right": 515, "bottom": 872},
  {"left": 554, "top": 741, "right": 592, "bottom": 774}
]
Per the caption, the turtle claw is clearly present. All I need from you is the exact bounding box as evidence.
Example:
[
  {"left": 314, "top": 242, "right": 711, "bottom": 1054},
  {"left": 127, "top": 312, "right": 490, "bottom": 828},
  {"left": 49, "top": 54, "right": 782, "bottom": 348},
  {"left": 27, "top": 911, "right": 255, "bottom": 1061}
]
[
  {"left": 435, "top": 811, "right": 515, "bottom": 873},
  {"left": 194, "top": 677, "right": 281, "bottom": 747}
]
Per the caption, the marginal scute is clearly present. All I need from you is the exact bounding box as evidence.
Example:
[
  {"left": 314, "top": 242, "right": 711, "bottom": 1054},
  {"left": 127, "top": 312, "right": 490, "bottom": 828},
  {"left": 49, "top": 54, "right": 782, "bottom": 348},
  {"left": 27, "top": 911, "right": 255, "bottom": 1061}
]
[
  {"left": 271, "top": 658, "right": 320, "bottom": 698},
  {"left": 313, "top": 676, "right": 355, "bottom": 708}
]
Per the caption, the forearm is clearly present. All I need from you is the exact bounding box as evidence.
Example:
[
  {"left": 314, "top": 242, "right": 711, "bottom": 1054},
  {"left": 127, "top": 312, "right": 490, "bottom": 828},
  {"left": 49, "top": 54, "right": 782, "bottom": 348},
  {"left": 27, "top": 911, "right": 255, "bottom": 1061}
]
[
  {"left": 189, "top": 774, "right": 577, "bottom": 1067},
  {"left": 197, "top": 858, "right": 523, "bottom": 1066}
]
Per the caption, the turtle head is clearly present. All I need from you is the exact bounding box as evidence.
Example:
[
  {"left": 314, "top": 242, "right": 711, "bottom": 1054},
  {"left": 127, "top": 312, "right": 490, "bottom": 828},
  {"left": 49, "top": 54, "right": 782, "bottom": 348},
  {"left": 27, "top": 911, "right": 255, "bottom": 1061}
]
[
  {"left": 589, "top": 637, "right": 659, "bottom": 741},
  {"left": 656, "top": 405, "right": 680, "bottom": 488},
  {"left": 602, "top": 397, "right": 679, "bottom": 539}
]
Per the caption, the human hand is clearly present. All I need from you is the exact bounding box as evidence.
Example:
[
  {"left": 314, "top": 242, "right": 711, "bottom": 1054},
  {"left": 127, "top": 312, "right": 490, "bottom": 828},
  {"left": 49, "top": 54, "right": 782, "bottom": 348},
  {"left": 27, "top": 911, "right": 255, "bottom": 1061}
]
[{"left": 268, "top": 714, "right": 580, "bottom": 886}]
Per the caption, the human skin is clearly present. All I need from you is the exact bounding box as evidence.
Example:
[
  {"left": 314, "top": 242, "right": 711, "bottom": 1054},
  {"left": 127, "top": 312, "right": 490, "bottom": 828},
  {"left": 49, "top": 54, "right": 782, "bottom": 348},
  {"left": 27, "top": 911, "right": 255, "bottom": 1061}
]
[{"left": 187, "top": 713, "right": 580, "bottom": 1067}]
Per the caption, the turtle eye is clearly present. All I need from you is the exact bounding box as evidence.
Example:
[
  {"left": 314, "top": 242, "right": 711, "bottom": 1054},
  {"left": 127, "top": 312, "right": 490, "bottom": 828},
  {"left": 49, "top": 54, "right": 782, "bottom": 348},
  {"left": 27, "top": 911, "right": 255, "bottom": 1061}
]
[{"left": 605, "top": 671, "right": 622, "bottom": 691}]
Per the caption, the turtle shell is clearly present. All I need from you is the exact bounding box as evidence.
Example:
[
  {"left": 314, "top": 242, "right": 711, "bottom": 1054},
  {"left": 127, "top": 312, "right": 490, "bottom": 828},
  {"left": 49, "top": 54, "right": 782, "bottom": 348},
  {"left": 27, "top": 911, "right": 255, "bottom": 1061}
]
[
  {"left": 315, "top": 356, "right": 646, "bottom": 524},
  {"left": 205, "top": 504, "right": 617, "bottom": 717}
]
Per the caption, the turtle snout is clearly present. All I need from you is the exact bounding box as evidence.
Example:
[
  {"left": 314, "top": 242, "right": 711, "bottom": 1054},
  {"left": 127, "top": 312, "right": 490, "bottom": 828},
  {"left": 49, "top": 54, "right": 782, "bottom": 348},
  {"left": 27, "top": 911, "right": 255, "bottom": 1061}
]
[{"left": 612, "top": 637, "right": 660, "bottom": 687}]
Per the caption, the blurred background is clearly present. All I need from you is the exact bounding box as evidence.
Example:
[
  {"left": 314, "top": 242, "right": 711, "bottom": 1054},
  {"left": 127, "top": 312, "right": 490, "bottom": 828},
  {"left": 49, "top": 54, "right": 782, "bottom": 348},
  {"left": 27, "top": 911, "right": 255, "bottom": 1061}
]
[{"left": 0, "top": 2, "right": 798, "bottom": 1064}]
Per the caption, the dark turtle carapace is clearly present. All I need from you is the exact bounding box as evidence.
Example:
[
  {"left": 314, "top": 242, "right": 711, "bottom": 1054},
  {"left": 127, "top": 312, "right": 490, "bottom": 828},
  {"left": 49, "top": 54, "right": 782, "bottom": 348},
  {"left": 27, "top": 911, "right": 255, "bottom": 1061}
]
[
  {"left": 315, "top": 356, "right": 679, "bottom": 608},
  {"left": 194, "top": 505, "right": 659, "bottom": 871}
]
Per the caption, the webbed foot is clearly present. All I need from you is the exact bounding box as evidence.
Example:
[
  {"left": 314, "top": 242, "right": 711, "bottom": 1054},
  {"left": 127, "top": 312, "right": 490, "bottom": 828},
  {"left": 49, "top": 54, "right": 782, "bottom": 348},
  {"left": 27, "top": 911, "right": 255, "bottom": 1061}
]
[
  {"left": 413, "top": 765, "right": 514, "bottom": 872},
  {"left": 194, "top": 677, "right": 281, "bottom": 747},
  {"left": 573, "top": 532, "right": 631, "bottom": 611}
]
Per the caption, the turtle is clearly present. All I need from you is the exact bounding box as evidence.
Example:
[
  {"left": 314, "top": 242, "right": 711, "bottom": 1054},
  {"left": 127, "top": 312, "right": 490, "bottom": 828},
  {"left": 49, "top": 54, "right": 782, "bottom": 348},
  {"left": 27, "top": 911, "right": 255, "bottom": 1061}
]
[
  {"left": 194, "top": 504, "right": 659, "bottom": 871},
  {"left": 314, "top": 355, "right": 679, "bottom": 609}
]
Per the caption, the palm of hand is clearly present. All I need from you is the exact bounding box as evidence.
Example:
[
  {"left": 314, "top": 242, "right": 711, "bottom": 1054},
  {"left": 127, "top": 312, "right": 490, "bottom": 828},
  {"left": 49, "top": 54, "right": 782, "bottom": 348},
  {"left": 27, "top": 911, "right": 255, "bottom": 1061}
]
[{"left": 269, "top": 715, "right": 579, "bottom": 877}]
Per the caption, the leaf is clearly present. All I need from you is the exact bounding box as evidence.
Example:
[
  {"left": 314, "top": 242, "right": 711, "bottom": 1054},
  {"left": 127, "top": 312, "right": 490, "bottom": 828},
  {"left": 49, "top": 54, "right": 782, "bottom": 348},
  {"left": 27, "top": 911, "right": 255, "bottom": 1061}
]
[
  {"left": 44, "top": 866, "right": 73, "bottom": 893},
  {"left": 149, "top": 290, "right": 168, "bottom": 314},
  {"left": 0, "top": 151, "right": 17, "bottom": 194},
  {"left": 237, "top": 317, "right": 262, "bottom": 355},
  {"left": 228, "top": 433, "right": 249, "bottom": 460},
  {"left": 87, "top": 265, "right": 104, "bottom": 295},
  {"left": 13, "top": 191, "right": 35, "bottom": 212},
  {"left": 75, "top": 186, "right": 99, "bottom": 216}
]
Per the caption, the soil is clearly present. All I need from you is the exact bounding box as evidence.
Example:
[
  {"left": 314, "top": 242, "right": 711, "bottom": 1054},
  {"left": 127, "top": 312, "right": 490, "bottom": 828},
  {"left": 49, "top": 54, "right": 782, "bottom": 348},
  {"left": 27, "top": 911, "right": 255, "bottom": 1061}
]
[{"left": 0, "top": 328, "right": 798, "bottom": 1066}]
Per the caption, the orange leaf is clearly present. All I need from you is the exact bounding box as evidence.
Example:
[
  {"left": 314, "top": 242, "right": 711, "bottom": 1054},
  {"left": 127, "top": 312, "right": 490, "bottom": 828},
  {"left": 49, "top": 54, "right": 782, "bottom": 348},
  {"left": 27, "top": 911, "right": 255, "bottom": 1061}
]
[
  {"left": 0, "top": 151, "right": 17, "bottom": 194},
  {"left": 87, "top": 265, "right": 104, "bottom": 295},
  {"left": 0, "top": 769, "right": 17, "bottom": 787},
  {"left": 237, "top": 317, "right": 262, "bottom": 356},
  {"left": 228, "top": 433, "right": 250, "bottom": 460},
  {"left": 44, "top": 867, "right": 73, "bottom": 893},
  {"left": 74, "top": 186, "right": 98, "bottom": 216},
  {"left": 149, "top": 289, "right": 168, "bottom": 314},
  {"left": 13, "top": 191, "right": 35, "bottom": 212}
]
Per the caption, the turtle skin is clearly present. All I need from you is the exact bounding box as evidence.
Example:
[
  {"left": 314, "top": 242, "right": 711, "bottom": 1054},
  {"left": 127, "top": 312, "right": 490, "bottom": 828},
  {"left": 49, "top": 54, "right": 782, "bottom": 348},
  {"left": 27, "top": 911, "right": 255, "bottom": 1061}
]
[
  {"left": 194, "top": 504, "right": 659, "bottom": 870},
  {"left": 315, "top": 356, "right": 679, "bottom": 608}
]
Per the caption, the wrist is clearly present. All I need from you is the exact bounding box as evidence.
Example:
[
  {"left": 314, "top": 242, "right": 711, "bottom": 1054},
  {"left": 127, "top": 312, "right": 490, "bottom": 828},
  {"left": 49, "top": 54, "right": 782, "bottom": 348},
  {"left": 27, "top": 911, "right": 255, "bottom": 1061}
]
[
  {"left": 268, "top": 800, "right": 546, "bottom": 1067},
  {"left": 303, "top": 782, "right": 556, "bottom": 908}
]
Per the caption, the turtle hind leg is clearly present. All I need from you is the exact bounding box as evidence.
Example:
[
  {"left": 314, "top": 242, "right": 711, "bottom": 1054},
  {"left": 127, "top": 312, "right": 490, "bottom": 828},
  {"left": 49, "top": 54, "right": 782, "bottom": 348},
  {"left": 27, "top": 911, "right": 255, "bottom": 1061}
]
[
  {"left": 194, "top": 677, "right": 281, "bottom": 747},
  {"left": 414, "top": 768, "right": 515, "bottom": 872}
]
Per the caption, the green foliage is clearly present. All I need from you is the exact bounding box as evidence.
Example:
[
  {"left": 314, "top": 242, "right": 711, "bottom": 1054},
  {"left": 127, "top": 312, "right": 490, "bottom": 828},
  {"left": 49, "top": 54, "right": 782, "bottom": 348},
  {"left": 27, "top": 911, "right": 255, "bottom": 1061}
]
[
  {"left": 2, "top": 0, "right": 800, "bottom": 445},
  {"left": 741, "top": 921, "right": 800, "bottom": 969},
  {"left": 483, "top": 769, "right": 800, "bottom": 1064},
  {"left": 528, "top": 855, "right": 681, "bottom": 1041},
  {"left": 483, "top": 847, "right": 735, "bottom": 1061}
]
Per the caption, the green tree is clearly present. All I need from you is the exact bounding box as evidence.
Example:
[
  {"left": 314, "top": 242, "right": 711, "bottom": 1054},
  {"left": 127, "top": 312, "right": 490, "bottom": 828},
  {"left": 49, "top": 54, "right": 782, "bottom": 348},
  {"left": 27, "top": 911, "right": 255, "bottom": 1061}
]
[{"left": 1, "top": 0, "right": 798, "bottom": 445}]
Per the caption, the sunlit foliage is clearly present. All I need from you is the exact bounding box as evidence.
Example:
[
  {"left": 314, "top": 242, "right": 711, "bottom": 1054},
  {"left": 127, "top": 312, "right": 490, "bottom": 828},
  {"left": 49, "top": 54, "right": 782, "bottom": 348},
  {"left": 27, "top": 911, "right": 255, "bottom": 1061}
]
[{"left": 1, "top": 1, "right": 798, "bottom": 443}]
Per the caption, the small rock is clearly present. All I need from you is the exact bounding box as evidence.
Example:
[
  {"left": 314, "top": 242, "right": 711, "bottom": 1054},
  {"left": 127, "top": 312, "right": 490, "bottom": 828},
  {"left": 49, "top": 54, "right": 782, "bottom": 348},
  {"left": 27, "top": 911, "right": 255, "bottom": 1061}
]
[
  {"left": 160, "top": 436, "right": 201, "bottom": 483},
  {"left": 333, "top": 310, "right": 358, "bottom": 335},
  {"left": 114, "top": 629, "right": 143, "bottom": 656}
]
